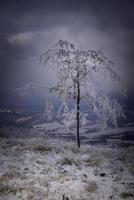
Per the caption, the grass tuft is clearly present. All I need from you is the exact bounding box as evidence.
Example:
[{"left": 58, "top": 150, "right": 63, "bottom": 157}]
[
  {"left": 60, "top": 157, "right": 79, "bottom": 166},
  {"left": 85, "top": 181, "right": 97, "bottom": 193},
  {"left": 120, "top": 192, "right": 134, "bottom": 199},
  {"left": 0, "top": 183, "right": 18, "bottom": 195},
  {"left": 34, "top": 144, "right": 52, "bottom": 153}
]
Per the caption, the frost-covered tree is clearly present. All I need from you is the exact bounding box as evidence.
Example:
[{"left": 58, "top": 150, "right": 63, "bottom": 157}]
[{"left": 41, "top": 40, "right": 125, "bottom": 148}]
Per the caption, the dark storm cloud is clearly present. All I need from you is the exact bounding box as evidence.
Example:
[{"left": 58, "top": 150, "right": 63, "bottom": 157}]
[
  {"left": 0, "top": 0, "right": 134, "bottom": 105},
  {"left": 1, "top": 0, "right": 134, "bottom": 33}
]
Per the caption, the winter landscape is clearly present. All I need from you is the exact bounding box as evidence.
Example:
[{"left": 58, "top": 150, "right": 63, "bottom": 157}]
[
  {"left": 0, "top": 105, "right": 134, "bottom": 200},
  {"left": 0, "top": 0, "right": 134, "bottom": 199}
]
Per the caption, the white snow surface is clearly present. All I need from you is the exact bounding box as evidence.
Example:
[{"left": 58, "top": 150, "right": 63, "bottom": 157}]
[{"left": 0, "top": 126, "right": 134, "bottom": 200}]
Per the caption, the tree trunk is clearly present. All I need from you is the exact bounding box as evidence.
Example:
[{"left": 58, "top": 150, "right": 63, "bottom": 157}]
[{"left": 77, "top": 70, "right": 80, "bottom": 148}]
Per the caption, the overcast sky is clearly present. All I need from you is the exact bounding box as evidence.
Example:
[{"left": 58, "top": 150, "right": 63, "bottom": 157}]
[{"left": 0, "top": 0, "right": 134, "bottom": 105}]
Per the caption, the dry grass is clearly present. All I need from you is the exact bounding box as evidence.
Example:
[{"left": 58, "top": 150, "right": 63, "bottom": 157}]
[
  {"left": 33, "top": 144, "right": 52, "bottom": 153},
  {"left": 84, "top": 158, "right": 99, "bottom": 167},
  {"left": 0, "top": 183, "right": 19, "bottom": 195},
  {"left": 60, "top": 157, "right": 80, "bottom": 166},
  {"left": 0, "top": 171, "right": 26, "bottom": 182},
  {"left": 120, "top": 192, "right": 134, "bottom": 199},
  {"left": 85, "top": 181, "right": 98, "bottom": 193}
]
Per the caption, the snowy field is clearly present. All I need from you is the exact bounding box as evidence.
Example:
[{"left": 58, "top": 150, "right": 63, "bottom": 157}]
[{"left": 0, "top": 124, "right": 134, "bottom": 200}]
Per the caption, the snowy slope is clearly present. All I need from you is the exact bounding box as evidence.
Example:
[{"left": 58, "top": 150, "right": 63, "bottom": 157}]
[{"left": 0, "top": 127, "right": 134, "bottom": 200}]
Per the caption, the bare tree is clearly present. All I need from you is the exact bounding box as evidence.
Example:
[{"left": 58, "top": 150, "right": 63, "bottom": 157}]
[{"left": 41, "top": 40, "right": 125, "bottom": 148}]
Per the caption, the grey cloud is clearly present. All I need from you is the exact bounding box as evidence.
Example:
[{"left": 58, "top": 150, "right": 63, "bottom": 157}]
[{"left": 0, "top": 0, "right": 134, "bottom": 105}]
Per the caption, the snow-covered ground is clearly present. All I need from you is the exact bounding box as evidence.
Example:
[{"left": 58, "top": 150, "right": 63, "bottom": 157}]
[{"left": 0, "top": 126, "right": 134, "bottom": 200}]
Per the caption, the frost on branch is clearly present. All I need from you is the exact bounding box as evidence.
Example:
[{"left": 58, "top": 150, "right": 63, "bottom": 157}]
[
  {"left": 41, "top": 40, "right": 126, "bottom": 134},
  {"left": 95, "top": 95, "right": 126, "bottom": 131},
  {"left": 44, "top": 101, "right": 55, "bottom": 121},
  {"left": 57, "top": 100, "right": 84, "bottom": 131}
]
